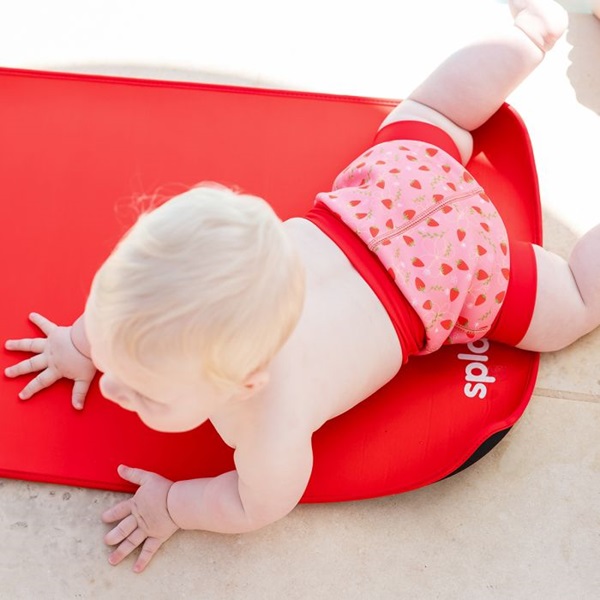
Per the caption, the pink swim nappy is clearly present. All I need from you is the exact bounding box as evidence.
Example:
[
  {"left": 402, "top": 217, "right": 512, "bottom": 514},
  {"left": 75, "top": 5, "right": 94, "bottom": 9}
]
[{"left": 315, "top": 134, "right": 511, "bottom": 353}]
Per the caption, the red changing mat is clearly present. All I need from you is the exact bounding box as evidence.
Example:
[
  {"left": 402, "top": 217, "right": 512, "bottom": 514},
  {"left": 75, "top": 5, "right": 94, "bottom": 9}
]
[{"left": 0, "top": 68, "right": 541, "bottom": 502}]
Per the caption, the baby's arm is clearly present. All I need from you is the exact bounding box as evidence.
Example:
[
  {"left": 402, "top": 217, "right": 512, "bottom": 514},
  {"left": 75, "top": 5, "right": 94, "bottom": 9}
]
[
  {"left": 102, "top": 437, "right": 313, "bottom": 572},
  {"left": 167, "top": 433, "right": 314, "bottom": 533}
]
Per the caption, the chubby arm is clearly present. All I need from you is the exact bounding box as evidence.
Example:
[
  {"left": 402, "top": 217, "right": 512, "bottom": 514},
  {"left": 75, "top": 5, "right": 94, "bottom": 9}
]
[
  {"left": 101, "top": 436, "right": 314, "bottom": 572},
  {"left": 167, "top": 432, "right": 314, "bottom": 533}
]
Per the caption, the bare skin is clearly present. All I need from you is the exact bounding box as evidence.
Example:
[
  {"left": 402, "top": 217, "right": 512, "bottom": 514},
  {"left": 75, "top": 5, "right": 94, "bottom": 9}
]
[{"left": 7, "top": 0, "right": 593, "bottom": 574}]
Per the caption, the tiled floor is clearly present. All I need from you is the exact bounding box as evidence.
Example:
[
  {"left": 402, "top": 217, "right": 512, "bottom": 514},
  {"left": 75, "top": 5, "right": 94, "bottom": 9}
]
[{"left": 1, "top": 1, "right": 599, "bottom": 598}]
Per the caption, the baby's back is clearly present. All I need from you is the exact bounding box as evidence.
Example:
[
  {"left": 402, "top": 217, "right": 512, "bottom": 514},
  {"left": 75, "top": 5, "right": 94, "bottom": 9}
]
[{"left": 268, "top": 217, "right": 403, "bottom": 431}]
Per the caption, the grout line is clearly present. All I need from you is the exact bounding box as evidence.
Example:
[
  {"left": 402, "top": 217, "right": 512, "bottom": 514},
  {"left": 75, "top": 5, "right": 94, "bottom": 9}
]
[{"left": 533, "top": 387, "right": 600, "bottom": 403}]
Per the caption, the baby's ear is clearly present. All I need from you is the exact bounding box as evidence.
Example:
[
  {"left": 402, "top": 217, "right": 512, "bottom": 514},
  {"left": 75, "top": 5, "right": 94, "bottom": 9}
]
[{"left": 241, "top": 367, "right": 270, "bottom": 398}]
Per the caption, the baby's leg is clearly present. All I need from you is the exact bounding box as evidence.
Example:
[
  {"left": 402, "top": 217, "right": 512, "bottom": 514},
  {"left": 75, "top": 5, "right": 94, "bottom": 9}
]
[
  {"left": 379, "top": 0, "right": 568, "bottom": 164},
  {"left": 517, "top": 228, "right": 600, "bottom": 352}
]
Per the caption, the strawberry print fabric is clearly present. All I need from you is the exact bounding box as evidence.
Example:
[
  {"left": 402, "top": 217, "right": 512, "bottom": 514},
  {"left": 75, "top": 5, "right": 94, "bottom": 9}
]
[{"left": 315, "top": 140, "right": 510, "bottom": 353}]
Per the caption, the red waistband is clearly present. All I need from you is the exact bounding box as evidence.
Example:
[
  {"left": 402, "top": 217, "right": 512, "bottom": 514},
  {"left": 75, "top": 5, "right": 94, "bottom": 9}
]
[
  {"left": 304, "top": 203, "right": 425, "bottom": 363},
  {"left": 374, "top": 120, "right": 462, "bottom": 163},
  {"left": 488, "top": 240, "right": 537, "bottom": 346}
]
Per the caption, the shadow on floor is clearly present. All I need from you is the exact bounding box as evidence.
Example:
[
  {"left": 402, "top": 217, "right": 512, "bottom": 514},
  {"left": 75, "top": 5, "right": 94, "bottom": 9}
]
[
  {"left": 38, "top": 63, "right": 288, "bottom": 89},
  {"left": 566, "top": 13, "right": 600, "bottom": 116}
]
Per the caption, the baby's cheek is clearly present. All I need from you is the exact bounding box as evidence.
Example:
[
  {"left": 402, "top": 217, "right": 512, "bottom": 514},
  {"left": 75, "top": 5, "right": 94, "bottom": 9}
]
[{"left": 98, "top": 375, "right": 126, "bottom": 402}]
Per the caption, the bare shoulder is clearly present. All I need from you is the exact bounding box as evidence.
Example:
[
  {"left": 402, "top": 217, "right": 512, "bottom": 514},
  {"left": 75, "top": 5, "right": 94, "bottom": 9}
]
[{"left": 211, "top": 394, "right": 316, "bottom": 519}]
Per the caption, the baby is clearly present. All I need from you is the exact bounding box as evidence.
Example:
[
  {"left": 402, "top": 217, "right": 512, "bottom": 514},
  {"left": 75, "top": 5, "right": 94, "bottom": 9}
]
[{"left": 5, "top": 0, "right": 593, "bottom": 574}]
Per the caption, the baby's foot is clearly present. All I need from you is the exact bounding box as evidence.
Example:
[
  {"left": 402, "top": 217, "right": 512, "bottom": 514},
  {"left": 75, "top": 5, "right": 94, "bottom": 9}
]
[{"left": 509, "top": 0, "right": 568, "bottom": 52}]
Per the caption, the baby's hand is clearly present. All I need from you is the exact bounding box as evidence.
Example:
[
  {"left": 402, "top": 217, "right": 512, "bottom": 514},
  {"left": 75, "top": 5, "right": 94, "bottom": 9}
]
[
  {"left": 4, "top": 312, "right": 97, "bottom": 409},
  {"left": 102, "top": 465, "right": 179, "bottom": 573}
]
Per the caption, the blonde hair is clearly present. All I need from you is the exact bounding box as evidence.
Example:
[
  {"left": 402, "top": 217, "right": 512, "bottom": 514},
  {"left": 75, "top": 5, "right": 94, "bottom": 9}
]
[{"left": 89, "top": 184, "right": 305, "bottom": 392}]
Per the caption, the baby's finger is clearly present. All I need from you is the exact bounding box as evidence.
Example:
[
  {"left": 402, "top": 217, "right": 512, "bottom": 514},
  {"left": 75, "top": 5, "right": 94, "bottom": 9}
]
[
  {"left": 108, "top": 528, "right": 147, "bottom": 566},
  {"left": 102, "top": 499, "right": 132, "bottom": 524},
  {"left": 72, "top": 379, "right": 92, "bottom": 410},
  {"left": 4, "top": 354, "right": 47, "bottom": 378},
  {"left": 117, "top": 465, "right": 152, "bottom": 487},
  {"left": 4, "top": 337, "right": 46, "bottom": 354},
  {"left": 18, "top": 367, "right": 61, "bottom": 400},
  {"left": 28, "top": 312, "right": 57, "bottom": 336},
  {"left": 133, "top": 536, "right": 163, "bottom": 573},
  {"left": 104, "top": 514, "right": 138, "bottom": 546}
]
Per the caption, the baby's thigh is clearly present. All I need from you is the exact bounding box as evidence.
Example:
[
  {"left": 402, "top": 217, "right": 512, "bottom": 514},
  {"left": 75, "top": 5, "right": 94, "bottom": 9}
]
[
  {"left": 517, "top": 245, "right": 588, "bottom": 352},
  {"left": 379, "top": 98, "right": 473, "bottom": 164}
]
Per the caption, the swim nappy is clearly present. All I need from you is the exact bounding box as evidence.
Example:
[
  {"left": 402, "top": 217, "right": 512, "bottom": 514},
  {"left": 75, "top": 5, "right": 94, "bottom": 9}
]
[{"left": 311, "top": 120, "right": 513, "bottom": 354}]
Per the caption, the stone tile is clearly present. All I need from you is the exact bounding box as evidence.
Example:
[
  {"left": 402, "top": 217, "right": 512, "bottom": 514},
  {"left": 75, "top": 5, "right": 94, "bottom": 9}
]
[
  {"left": 536, "top": 330, "right": 600, "bottom": 401},
  {"left": 2, "top": 395, "right": 599, "bottom": 599}
]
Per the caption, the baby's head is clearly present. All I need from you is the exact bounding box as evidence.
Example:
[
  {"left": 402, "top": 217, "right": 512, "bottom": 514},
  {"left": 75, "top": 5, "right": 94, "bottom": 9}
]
[{"left": 85, "top": 184, "right": 305, "bottom": 431}]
